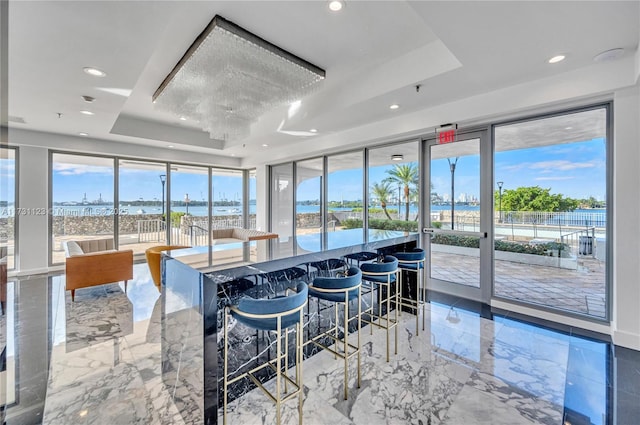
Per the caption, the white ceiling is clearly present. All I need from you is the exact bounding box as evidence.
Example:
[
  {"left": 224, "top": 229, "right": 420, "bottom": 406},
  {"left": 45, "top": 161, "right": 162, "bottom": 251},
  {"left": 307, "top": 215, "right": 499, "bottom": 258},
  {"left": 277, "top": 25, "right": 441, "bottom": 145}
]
[{"left": 7, "top": 1, "right": 640, "bottom": 168}]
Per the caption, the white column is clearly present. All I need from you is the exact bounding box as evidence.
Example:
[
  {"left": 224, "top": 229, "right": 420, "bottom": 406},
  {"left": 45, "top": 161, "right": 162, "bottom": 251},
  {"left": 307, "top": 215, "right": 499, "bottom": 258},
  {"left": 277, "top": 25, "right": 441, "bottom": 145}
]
[{"left": 16, "top": 145, "right": 49, "bottom": 274}]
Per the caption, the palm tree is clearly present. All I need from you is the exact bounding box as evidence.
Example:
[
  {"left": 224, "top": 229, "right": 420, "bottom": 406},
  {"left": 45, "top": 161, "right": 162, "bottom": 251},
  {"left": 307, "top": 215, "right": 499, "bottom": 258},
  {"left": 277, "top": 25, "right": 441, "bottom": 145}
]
[
  {"left": 370, "top": 181, "right": 394, "bottom": 220},
  {"left": 384, "top": 163, "right": 418, "bottom": 221}
]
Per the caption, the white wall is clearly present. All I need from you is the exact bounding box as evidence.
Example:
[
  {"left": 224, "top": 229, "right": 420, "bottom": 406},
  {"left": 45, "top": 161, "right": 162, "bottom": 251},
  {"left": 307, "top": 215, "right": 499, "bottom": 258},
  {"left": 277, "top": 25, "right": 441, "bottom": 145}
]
[{"left": 612, "top": 86, "right": 640, "bottom": 350}]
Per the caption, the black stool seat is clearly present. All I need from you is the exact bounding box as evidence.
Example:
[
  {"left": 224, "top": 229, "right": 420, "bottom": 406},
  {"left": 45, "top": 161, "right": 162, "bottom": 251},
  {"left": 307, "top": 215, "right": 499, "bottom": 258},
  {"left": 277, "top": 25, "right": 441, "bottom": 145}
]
[
  {"left": 308, "top": 258, "right": 348, "bottom": 271},
  {"left": 344, "top": 251, "right": 378, "bottom": 266},
  {"left": 264, "top": 266, "right": 308, "bottom": 283}
]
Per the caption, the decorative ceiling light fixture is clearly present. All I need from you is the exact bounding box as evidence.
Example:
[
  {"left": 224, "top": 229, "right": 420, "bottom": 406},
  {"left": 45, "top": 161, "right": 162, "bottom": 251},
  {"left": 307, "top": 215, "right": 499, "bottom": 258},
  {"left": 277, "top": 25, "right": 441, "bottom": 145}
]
[
  {"left": 391, "top": 154, "right": 404, "bottom": 161},
  {"left": 153, "top": 15, "right": 326, "bottom": 142}
]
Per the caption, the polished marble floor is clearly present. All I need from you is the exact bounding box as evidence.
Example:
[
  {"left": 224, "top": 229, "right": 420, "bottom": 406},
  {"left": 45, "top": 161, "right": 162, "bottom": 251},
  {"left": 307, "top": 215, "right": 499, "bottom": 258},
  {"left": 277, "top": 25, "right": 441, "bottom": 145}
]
[{"left": 4, "top": 263, "right": 640, "bottom": 424}]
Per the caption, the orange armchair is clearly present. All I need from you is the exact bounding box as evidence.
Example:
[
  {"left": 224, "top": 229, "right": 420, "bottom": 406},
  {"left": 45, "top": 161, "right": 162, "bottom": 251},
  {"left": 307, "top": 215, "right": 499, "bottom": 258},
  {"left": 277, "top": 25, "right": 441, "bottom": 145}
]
[
  {"left": 145, "top": 245, "right": 191, "bottom": 291},
  {"left": 64, "top": 238, "right": 133, "bottom": 301}
]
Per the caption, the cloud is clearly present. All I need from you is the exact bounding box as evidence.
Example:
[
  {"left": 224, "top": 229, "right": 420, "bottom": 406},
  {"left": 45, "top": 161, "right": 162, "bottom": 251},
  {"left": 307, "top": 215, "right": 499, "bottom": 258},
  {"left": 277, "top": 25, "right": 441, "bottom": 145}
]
[
  {"left": 53, "top": 163, "right": 113, "bottom": 176},
  {"left": 534, "top": 176, "right": 576, "bottom": 181},
  {"left": 501, "top": 163, "right": 527, "bottom": 172},
  {"left": 528, "top": 160, "right": 598, "bottom": 171}
]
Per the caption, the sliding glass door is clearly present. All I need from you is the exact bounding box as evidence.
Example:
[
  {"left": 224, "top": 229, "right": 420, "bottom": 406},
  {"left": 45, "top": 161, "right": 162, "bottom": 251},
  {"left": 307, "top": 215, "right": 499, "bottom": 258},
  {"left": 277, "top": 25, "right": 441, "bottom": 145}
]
[{"left": 493, "top": 106, "right": 609, "bottom": 318}]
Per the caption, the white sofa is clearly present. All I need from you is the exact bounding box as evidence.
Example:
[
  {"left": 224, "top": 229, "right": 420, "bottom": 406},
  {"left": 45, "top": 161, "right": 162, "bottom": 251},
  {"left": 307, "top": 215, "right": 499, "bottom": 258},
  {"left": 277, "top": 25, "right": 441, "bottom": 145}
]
[{"left": 211, "top": 228, "right": 277, "bottom": 245}]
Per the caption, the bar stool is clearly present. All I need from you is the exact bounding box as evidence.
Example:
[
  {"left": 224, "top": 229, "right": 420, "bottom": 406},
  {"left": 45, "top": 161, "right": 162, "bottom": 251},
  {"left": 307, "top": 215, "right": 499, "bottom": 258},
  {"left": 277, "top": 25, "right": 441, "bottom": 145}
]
[
  {"left": 394, "top": 248, "right": 426, "bottom": 335},
  {"left": 307, "top": 267, "right": 362, "bottom": 400},
  {"left": 360, "top": 256, "right": 399, "bottom": 362},
  {"left": 223, "top": 282, "right": 308, "bottom": 425}
]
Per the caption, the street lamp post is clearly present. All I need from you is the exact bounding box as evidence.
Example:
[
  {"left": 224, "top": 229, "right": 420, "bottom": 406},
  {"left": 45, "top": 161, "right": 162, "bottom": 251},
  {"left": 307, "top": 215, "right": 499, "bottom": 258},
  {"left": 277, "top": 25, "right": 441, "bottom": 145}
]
[
  {"left": 184, "top": 193, "right": 190, "bottom": 215},
  {"left": 497, "top": 181, "right": 504, "bottom": 223},
  {"left": 397, "top": 185, "right": 401, "bottom": 220},
  {"left": 159, "top": 174, "right": 166, "bottom": 220},
  {"left": 448, "top": 157, "right": 458, "bottom": 230}
]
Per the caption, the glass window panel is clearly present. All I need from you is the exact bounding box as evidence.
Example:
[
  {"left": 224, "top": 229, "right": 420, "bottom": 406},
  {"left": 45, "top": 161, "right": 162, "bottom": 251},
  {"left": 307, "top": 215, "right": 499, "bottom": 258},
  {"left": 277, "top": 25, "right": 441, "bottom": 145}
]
[
  {"left": 296, "top": 158, "right": 323, "bottom": 253},
  {"left": 52, "top": 153, "right": 114, "bottom": 264},
  {"left": 117, "top": 160, "right": 166, "bottom": 256},
  {"left": 248, "top": 169, "right": 256, "bottom": 229},
  {"left": 327, "top": 151, "right": 363, "bottom": 248},
  {"left": 212, "top": 169, "right": 244, "bottom": 229},
  {"left": 494, "top": 107, "right": 608, "bottom": 318},
  {"left": 270, "top": 163, "right": 294, "bottom": 257},
  {"left": 429, "top": 139, "right": 481, "bottom": 288},
  {"left": 0, "top": 148, "right": 16, "bottom": 269},
  {"left": 368, "top": 141, "right": 419, "bottom": 233},
  {"left": 171, "top": 165, "right": 209, "bottom": 247}
]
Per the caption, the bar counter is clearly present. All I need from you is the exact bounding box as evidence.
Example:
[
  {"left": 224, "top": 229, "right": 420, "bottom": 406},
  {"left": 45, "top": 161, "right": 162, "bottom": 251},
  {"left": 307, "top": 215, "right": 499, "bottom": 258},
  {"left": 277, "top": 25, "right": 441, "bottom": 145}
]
[{"left": 161, "top": 230, "right": 419, "bottom": 424}]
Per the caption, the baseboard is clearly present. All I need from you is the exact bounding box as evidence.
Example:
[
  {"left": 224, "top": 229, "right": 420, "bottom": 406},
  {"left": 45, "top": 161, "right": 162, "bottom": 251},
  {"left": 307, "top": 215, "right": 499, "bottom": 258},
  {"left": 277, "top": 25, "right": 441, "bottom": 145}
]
[{"left": 490, "top": 298, "right": 612, "bottom": 336}]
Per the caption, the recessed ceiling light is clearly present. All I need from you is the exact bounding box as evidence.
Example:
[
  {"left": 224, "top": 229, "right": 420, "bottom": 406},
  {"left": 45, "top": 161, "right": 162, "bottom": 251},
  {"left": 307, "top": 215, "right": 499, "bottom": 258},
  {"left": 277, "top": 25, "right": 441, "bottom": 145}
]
[
  {"left": 548, "top": 55, "right": 566, "bottom": 64},
  {"left": 389, "top": 104, "right": 400, "bottom": 110},
  {"left": 79, "top": 110, "right": 94, "bottom": 115},
  {"left": 78, "top": 132, "right": 89, "bottom": 137},
  {"left": 231, "top": 153, "right": 236, "bottom": 157},
  {"left": 310, "top": 128, "right": 318, "bottom": 133},
  {"left": 565, "top": 126, "right": 573, "bottom": 130},
  {"left": 83, "top": 67, "right": 107, "bottom": 77},
  {"left": 82, "top": 95, "right": 95, "bottom": 103},
  {"left": 391, "top": 154, "right": 404, "bottom": 161},
  {"left": 328, "top": 0, "right": 344, "bottom": 12},
  {"left": 167, "top": 145, "right": 174, "bottom": 148},
  {"left": 179, "top": 116, "right": 187, "bottom": 121},
  {"left": 262, "top": 144, "right": 269, "bottom": 147}
]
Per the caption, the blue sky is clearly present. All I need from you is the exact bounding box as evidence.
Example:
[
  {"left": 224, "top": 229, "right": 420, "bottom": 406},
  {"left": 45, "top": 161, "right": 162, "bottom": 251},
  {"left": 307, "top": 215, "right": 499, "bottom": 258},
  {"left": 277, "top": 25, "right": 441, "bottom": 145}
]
[
  {"left": 298, "top": 138, "right": 606, "bottom": 202},
  {"left": 0, "top": 138, "right": 606, "bottom": 203},
  {"left": 49, "top": 165, "right": 245, "bottom": 204}
]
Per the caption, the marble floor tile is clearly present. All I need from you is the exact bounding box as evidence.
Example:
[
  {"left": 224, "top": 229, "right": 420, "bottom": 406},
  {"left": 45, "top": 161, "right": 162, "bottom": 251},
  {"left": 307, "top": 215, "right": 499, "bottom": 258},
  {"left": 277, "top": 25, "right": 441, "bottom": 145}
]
[
  {"left": 441, "top": 385, "right": 537, "bottom": 425},
  {"left": 5, "top": 263, "right": 638, "bottom": 425}
]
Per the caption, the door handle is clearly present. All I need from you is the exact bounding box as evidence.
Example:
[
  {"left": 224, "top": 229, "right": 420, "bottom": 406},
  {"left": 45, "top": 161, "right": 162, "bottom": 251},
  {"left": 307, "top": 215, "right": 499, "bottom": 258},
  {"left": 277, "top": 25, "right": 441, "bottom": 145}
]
[{"left": 423, "top": 228, "right": 487, "bottom": 238}]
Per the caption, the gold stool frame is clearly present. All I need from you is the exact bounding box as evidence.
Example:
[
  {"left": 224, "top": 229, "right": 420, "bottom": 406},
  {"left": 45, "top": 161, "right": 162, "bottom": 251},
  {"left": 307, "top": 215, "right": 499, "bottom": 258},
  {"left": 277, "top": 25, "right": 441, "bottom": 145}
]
[
  {"left": 360, "top": 267, "right": 399, "bottom": 362},
  {"left": 223, "top": 291, "right": 307, "bottom": 425},
  {"left": 306, "top": 277, "right": 362, "bottom": 400}
]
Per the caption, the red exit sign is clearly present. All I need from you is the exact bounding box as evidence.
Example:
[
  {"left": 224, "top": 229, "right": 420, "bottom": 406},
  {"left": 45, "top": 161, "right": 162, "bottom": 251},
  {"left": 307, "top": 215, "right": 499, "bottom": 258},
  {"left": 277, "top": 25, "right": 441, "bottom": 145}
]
[{"left": 438, "top": 129, "right": 456, "bottom": 144}]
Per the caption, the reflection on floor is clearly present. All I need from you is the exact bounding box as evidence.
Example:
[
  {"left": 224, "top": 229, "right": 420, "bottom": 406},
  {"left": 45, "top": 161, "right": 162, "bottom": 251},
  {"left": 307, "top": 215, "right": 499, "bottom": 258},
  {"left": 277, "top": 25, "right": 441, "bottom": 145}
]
[{"left": 5, "top": 263, "right": 640, "bottom": 425}]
